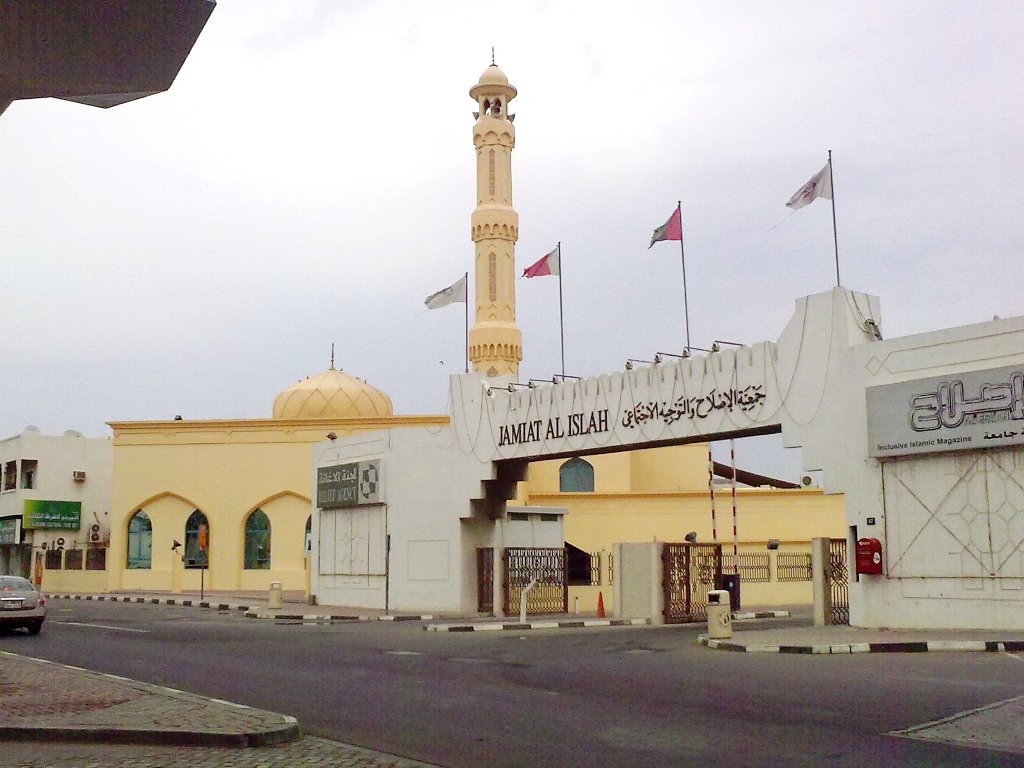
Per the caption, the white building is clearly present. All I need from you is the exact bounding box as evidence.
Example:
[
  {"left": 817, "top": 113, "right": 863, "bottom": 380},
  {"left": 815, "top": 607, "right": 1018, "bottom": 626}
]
[
  {"left": 0, "top": 427, "right": 112, "bottom": 591},
  {"left": 313, "top": 286, "right": 1024, "bottom": 629}
]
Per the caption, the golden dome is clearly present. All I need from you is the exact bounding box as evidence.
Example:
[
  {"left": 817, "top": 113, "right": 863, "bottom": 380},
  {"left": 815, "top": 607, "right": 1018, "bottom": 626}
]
[{"left": 272, "top": 367, "right": 393, "bottom": 420}]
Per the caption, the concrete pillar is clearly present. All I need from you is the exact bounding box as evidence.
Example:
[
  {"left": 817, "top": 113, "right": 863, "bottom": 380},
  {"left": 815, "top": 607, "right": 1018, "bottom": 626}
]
[
  {"left": 650, "top": 542, "right": 664, "bottom": 626},
  {"left": 812, "top": 537, "right": 832, "bottom": 626}
]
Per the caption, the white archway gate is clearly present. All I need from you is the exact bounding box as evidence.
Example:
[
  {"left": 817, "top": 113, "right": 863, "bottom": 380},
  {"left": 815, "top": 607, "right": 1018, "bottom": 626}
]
[{"left": 314, "top": 287, "right": 1024, "bottom": 628}]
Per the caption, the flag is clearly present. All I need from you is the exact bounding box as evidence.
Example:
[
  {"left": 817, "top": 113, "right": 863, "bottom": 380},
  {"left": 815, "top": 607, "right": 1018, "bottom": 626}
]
[
  {"left": 649, "top": 207, "right": 682, "bottom": 248},
  {"left": 424, "top": 274, "right": 467, "bottom": 309},
  {"left": 523, "top": 247, "right": 560, "bottom": 278},
  {"left": 786, "top": 162, "right": 833, "bottom": 210}
]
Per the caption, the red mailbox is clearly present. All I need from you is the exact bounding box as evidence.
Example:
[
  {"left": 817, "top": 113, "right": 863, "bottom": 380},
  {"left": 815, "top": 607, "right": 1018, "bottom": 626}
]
[{"left": 856, "top": 538, "right": 883, "bottom": 575}]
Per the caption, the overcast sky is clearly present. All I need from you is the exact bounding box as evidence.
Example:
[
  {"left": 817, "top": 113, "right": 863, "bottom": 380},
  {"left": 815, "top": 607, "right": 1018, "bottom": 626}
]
[{"left": 1, "top": 1, "right": 1021, "bottom": 479}]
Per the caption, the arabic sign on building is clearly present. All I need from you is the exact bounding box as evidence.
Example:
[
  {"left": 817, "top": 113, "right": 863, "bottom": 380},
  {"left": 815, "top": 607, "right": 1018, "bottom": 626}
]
[
  {"left": 316, "top": 460, "right": 381, "bottom": 509},
  {"left": 453, "top": 342, "right": 787, "bottom": 463},
  {"left": 0, "top": 517, "right": 19, "bottom": 544},
  {"left": 867, "top": 364, "right": 1024, "bottom": 458},
  {"left": 22, "top": 500, "right": 82, "bottom": 530}
]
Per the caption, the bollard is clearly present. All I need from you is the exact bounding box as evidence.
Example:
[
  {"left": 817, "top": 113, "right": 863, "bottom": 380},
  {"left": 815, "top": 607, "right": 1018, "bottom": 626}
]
[
  {"left": 268, "top": 581, "right": 283, "bottom": 610},
  {"left": 519, "top": 578, "right": 538, "bottom": 624},
  {"left": 706, "top": 589, "right": 732, "bottom": 639}
]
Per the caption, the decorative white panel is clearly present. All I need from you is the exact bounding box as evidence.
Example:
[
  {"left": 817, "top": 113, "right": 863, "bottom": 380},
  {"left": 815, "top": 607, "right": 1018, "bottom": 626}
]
[
  {"left": 318, "top": 507, "right": 386, "bottom": 578},
  {"left": 884, "top": 447, "right": 1024, "bottom": 580}
]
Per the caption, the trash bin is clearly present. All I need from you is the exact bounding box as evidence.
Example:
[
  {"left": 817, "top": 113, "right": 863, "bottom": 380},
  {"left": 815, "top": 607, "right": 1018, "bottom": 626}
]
[
  {"left": 706, "top": 589, "right": 732, "bottom": 639},
  {"left": 719, "top": 573, "right": 741, "bottom": 611},
  {"left": 268, "top": 581, "right": 283, "bottom": 610}
]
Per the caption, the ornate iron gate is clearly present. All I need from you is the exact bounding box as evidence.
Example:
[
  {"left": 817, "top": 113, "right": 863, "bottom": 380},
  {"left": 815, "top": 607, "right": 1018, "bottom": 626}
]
[
  {"left": 829, "top": 538, "right": 850, "bottom": 625},
  {"left": 502, "top": 547, "right": 567, "bottom": 616},
  {"left": 662, "top": 543, "right": 723, "bottom": 623},
  {"left": 477, "top": 547, "right": 494, "bottom": 613}
]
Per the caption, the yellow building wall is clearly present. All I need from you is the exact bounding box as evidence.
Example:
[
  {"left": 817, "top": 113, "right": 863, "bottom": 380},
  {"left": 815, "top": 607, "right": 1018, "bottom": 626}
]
[
  {"left": 42, "top": 567, "right": 108, "bottom": 594},
  {"left": 523, "top": 443, "right": 712, "bottom": 495},
  {"left": 524, "top": 482, "right": 845, "bottom": 612},
  {"left": 108, "top": 416, "right": 447, "bottom": 595}
]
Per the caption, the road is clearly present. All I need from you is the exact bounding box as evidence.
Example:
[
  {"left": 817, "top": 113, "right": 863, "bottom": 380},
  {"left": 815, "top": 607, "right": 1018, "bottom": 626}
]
[{"left": 3, "top": 600, "right": 1024, "bottom": 767}]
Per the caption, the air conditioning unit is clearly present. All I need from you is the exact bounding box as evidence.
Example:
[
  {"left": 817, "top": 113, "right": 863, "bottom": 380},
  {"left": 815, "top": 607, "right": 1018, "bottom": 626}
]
[
  {"left": 799, "top": 474, "right": 819, "bottom": 488},
  {"left": 72, "top": 471, "right": 86, "bottom": 481}
]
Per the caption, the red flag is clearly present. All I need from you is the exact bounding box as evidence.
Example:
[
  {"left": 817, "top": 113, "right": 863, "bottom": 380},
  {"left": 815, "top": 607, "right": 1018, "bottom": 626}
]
[
  {"left": 523, "top": 247, "right": 560, "bottom": 278},
  {"left": 649, "top": 207, "right": 682, "bottom": 248}
]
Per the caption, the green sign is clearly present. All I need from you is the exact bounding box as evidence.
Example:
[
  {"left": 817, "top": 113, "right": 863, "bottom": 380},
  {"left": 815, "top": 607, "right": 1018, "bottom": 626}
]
[
  {"left": 22, "top": 500, "right": 82, "bottom": 530},
  {"left": 0, "top": 518, "right": 17, "bottom": 544}
]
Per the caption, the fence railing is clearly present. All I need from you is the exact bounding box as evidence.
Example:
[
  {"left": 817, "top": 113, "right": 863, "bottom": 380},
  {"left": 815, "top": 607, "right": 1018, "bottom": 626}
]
[
  {"left": 560, "top": 547, "right": 812, "bottom": 589},
  {"left": 776, "top": 552, "right": 813, "bottom": 582}
]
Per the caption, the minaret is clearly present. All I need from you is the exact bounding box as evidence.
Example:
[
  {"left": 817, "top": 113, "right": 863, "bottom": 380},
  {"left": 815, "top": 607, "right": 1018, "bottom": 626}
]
[{"left": 468, "top": 63, "right": 522, "bottom": 378}]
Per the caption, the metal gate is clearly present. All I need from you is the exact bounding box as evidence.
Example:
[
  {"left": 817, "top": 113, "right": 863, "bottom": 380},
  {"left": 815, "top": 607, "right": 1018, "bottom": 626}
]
[
  {"left": 502, "top": 547, "right": 567, "bottom": 616},
  {"left": 829, "top": 538, "right": 850, "bottom": 625},
  {"left": 663, "top": 543, "right": 723, "bottom": 623},
  {"left": 477, "top": 547, "right": 494, "bottom": 613}
]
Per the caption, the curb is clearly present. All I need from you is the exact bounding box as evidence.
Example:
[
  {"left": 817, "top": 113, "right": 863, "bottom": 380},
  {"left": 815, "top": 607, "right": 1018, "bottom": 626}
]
[
  {"left": 698, "top": 635, "right": 1024, "bottom": 654},
  {"left": 47, "top": 594, "right": 252, "bottom": 612},
  {"left": 732, "top": 610, "right": 790, "bottom": 620},
  {"left": 46, "top": 595, "right": 434, "bottom": 623},
  {"left": 244, "top": 611, "right": 435, "bottom": 622},
  {"left": 737, "top": 614, "right": 790, "bottom": 626},
  {"left": 425, "top": 618, "right": 649, "bottom": 632},
  {"left": 0, "top": 652, "right": 299, "bottom": 747}
]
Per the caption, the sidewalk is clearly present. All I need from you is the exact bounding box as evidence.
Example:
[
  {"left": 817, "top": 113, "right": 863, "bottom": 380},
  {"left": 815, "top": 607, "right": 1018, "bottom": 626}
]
[
  {"left": 699, "top": 623, "right": 1024, "bottom": 654},
  {"left": 0, "top": 651, "right": 298, "bottom": 747}
]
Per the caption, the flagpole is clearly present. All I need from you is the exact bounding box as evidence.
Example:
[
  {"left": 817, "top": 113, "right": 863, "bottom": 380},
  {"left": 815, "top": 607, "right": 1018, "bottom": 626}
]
[
  {"left": 677, "top": 200, "right": 691, "bottom": 350},
  {"left": 557, "top": 242, "right": 565, "bottom": 377},
  {"left": 829, "top": 150, "right": 840, "bottom": 287},
  {"left": 464, "top": 271, "right": 469, "bottom": 374}
]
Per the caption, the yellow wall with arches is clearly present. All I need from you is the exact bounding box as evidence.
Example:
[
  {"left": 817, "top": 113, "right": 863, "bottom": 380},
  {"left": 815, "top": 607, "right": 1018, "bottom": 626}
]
[{"left": 107, "top": 415, "right": 447, "bottom": 595}]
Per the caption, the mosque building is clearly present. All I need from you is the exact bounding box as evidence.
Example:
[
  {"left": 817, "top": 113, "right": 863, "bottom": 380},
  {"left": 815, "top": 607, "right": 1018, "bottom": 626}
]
[
  {"left": 104, "top": 366, "right": 446, "bottom": 595},
  {"left": 93, "top": 62, "right": 843, "bottom": 609}
]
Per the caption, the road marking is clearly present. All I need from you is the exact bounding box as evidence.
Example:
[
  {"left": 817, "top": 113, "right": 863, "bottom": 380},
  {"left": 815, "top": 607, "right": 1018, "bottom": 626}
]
[
  {"left": 59, "top": 621, "right": 148, "bottom": 633},
  {"left": 386, "top": 650, "right": 421, "bottom": 656},
  {"left": 1005, "top": 651, "right": 1024, "bottom": 663}
]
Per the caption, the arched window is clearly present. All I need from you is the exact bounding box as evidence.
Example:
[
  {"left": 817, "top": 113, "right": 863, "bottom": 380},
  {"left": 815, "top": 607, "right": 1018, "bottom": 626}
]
[
  {"left": 126, "top": 510, "right": 152, "bottom": 569},
  {"left": 559, "top": 457, "right": 595, "bottom": 492},
  {"left": 184, "top": 510, "right": 209, "bottom": 569},
  {"left": 244, "top": 509, "right": 271, "bottom": 570}
]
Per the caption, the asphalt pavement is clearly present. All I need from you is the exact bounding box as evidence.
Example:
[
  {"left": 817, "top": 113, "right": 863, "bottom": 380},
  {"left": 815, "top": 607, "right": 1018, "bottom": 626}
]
[{"left": 4, "top": 593, "right": 1024, "bottom": 766}]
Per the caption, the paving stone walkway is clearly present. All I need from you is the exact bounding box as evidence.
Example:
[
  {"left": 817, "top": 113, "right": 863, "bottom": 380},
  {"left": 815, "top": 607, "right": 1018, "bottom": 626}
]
[
  {"left": 0, "top": 652, "right": 297, "bottom": 747},
  {"left": 0, "top": 736, "right": 441, "bottom": 767}
]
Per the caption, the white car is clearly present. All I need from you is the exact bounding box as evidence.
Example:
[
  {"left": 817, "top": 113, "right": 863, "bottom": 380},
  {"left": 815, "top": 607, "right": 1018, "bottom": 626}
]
[{"left": 0, "top": 575, "right": 46, "bottom": 634}]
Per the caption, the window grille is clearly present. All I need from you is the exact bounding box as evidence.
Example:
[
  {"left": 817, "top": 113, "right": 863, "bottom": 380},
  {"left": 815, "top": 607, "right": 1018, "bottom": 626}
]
[
  {"left": 45, "top": 548, "right": 62, "bottom": 569},
  {"left": 737, "top": 552, "right": 770, "bottom": 582},
  {"left": 86, "top": 547, "right": 106, "bottom": 570},
  {"left": 776, "top": 552, "right": 813, "bottom": 581},
  {"left": 64, "top": 549, "right": 83, "bottom": 570},
  {"left": 589, "top": 551, "right": 602, "bottom": 586}
]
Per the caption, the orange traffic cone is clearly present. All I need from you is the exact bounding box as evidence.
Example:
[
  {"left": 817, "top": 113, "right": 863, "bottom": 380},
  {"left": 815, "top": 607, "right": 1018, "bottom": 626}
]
[{"left": 596, "top": 591, "right": 606, "bottom": 619}]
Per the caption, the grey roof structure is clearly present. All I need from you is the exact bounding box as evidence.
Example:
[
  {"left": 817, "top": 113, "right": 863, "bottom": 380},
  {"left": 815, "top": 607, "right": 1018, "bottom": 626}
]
[{"left": 0, "top": 0, "right": 215, "bottom": 116}]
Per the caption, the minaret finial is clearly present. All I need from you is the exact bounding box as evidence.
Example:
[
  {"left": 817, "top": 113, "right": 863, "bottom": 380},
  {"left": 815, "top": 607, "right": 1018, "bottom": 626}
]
[
  {"left": 491, "top": 47, "right": 495, "bottom": 65},
  {"left": 330, "top": 343, "right": 335, "bottom": 370}
]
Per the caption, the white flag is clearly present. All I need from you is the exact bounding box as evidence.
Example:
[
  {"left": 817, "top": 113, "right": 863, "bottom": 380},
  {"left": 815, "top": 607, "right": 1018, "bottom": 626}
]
[
  {"left": 424, "top": 274, "right": 467, "bottom": 310},
  {"left": 786, "top": 162, "right": 833, "bottom": 210}
]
